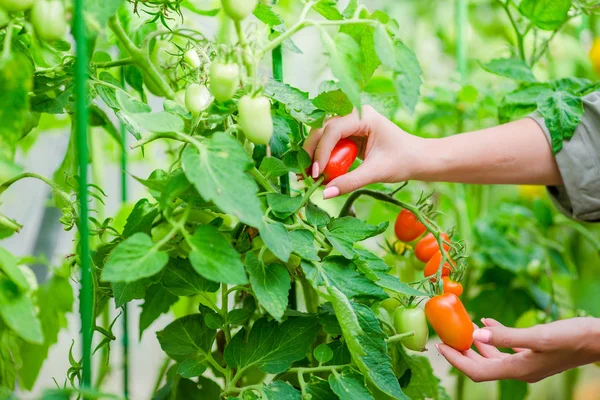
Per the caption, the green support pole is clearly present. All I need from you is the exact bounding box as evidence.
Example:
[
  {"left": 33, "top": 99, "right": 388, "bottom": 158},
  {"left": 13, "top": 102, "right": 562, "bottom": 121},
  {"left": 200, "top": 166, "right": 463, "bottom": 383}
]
[
  {"left": 455, "top": 0, "right": 468, "bottom": 81},
  {"left": 120, "top": 66, "right": 130, "bottom": 399},
  {"left": 73, "top": 0, "right": 93, "bottom": 391}
]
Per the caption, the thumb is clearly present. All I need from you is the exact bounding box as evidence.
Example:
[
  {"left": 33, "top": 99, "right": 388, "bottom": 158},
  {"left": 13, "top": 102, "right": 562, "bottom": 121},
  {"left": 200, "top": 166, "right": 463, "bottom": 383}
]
[
  {"left": 323, "top": 164, "right": 375, "bottom": 198},
  {"left": 473, "top": 325, "right": 545, "bottom": 351}
]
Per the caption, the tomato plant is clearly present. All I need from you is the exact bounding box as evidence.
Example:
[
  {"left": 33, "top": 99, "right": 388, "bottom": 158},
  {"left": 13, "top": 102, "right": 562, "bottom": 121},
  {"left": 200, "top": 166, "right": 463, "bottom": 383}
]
[
  {"left": 425, "top": 293, "right": 474, "bottom": 351},
  {"left": 394, "top": 209, "right": 426, "bottom": 242},
  {"left": 0, "top": 1, "right": 598, "bottom": 399},
  {"left": 321, "top": 138, "right": 359, "bottom": 184}
]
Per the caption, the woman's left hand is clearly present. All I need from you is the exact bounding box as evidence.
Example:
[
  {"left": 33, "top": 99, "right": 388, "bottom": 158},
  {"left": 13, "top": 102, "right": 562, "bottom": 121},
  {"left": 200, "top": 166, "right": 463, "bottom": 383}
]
[{"left": 436, "top": 317, "right": 600, "bottom": 383}]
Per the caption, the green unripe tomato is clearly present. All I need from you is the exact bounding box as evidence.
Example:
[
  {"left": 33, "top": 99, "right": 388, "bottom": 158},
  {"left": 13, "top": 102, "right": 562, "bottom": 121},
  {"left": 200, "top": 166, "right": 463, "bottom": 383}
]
[
  {"left": 381, "top": 297, "right": 401, "bottom": 313},
  {"left": 143, "top": 73, "right": 167, "bottom": 97},
  {"left": 238, "top": 95, "right": 273, "bottom": 145},
  {"left": 0, "top": 8, "right": 9, "bottom": 27},
  {"left": 183, "top": 49, "right": 201, "bottom": 69},
  {"left": 0, "top": 0, "right": 33, "bottom": 13},
  {"left": 222, "top": 0, "right": 258, "bottom": 21},
  {"left": 526, "top": 259, "right": 543, "bottom": 279},
  {"left": 151, "top": 40, "right": 177, "bottom": 68},
  {"left": 31, "top": 0, "right": 67, "bottom": 41},
  {"left": 185, "top": 84, "right": 212, "bottom": 114},
  {"left": 393, "top": 307, "right": 429, "bottom": 352},
  {"left": 209, "top": 62, "right": 240, "bottom": 102}
]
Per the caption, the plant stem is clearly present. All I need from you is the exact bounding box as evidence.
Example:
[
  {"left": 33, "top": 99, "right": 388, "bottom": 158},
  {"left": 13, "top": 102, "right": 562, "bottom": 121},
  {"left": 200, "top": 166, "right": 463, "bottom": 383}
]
[
  {"left": 386, "top": 331, "right": 414, "bottom": 344},
  {"left": 93, "top": 58, "right": 134, "bottom": 69},
  {"left": 0, "top": 172, "right": 71, "bottom": 204},
  {"left": 151, "top": 358, "right": 171, "bottom": 395},
  {"left": 288, "top": 364, "right": 350, "bottom": 374},
  {"left": 130, "top": 132, "right": 181, "bottom": 149},
  {"left": 251, "top": 167, "right": 278, "bottom": 193}
]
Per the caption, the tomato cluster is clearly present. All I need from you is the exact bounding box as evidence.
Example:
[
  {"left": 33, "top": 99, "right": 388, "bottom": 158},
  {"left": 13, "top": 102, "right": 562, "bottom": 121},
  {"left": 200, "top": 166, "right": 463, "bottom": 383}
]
[
  {"left": 386, "top": 208, "right": 472, "bottom": 352},
  {"left": 0, "top": 0, "right": 67, "bottom": 41}
]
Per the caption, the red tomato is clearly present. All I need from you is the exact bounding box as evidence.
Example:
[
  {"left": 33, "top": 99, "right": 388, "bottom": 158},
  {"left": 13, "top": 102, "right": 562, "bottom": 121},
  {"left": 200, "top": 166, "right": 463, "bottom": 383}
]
[
  {"left": 415, "top": 232, "right": 450, "bottom": 263},
  {"left": 423, "top": 251, "right": 452, "bottom": 281},
  {"left": 442, "top": 276, "right": 463, "bottom": 296},
  {"left": 394, "top": 209, "right": 426, "bottom": 242},
  {"left": 322, "top": 139, "right": 358, "bottom": 184},
  {"left": 425, "top": 293, "right": 473, "bottom": 351}
]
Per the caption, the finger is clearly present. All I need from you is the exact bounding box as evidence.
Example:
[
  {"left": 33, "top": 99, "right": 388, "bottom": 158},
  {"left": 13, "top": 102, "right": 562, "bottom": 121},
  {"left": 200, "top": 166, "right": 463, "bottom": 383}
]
[
  {"left": 481, "top": 319, "right": 526, "bottom": 352},
  {"left": 473, "top": 324, "right": 545, "bottom": 352},
  {"left": 324, "top": 162, "right": 375, "bottom": 197},
  {"left": 472, "top": 323, "right": 507, "bottom": 359},
  {"left": 303, "top": 126, "right": 326, "bottom": 160},
  {"left": 462, "top": 349, "right": 486, "bottom": 362},
  {"left": 314, "top": 112, "right": 364, "bottom": 175},
  {"left": 438, "top": 344, "right": 514, "bottom": 383}
]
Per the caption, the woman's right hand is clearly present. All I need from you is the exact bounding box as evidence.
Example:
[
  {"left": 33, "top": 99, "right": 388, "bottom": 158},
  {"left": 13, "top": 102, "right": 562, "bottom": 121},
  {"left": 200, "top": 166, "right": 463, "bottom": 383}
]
[{"left": 303, "top": 106, "right": 425, "bottom": 199}]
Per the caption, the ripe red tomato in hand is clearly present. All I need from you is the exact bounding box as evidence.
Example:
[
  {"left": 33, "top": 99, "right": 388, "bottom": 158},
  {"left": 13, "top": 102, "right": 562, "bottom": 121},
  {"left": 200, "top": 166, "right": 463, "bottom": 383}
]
[
  {"left": 394, "top": 209, "right": 426, "bottom": 242},
  {"left": 425, "top": 293, "right": 473, "bottom": 351},
  {"left": 415, "top": 232, "right": 450, "bottom": 263},
  {"left": 423, "top": 251, "right": 452, "bottom": 281},
  {"left": 322, "top": 139, "right": 358, "bottom": 184},
  {"left": 442, "top": 276, "right": 463, "bottom": 296}
]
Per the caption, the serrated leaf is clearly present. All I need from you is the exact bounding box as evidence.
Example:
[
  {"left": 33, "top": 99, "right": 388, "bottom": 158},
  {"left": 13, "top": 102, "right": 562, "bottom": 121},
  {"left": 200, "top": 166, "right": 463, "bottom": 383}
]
[
  {"left": 329, "top": 368, "right": 374, "bottom": 400},
  {"left": 306, "top": 203, "right": 331, "bottom": 226},
  {"left": 313, "top": 89, "right": 354, "bottom": 116},
  {"left": 122, "top": 198, "right": 158, "bottom": 238},
  {"left": 325, "top": 217, "right": 388, "bottom": 258},
  {"left": 259, "top": 157, "right": 289, "bottom": 179},
  {"left": 265, "top": 79, "right": 325, "bottom": 127},
  {"left": 322, "top": 32, "right": 363, "bottom": 111},
  {"left": 519, "top": 0, "right": 571, "bottom": 30},
  {"left": 307, "top": 376, "right": 337, "bottom": 400},
  {"left": 188, "top": 225, "right": 247, "bottom": 285},
  {"left": 537, "top": 90, "right": 583, "bottom": 153},
  {"left": 0, "top": 277, "right": 43, "bottom": 344},
  {"left": 481, "top": 58, "right": 537, "bottom": 82},
  {"left": 393, "top": 346, "right": 446, "bottom": 400},
  {"left": 139, "top": 284, "right": 178, "bottom": 338},
  {"left": 289, "top": 230, "right": 320, "bottom": 261},
  {"left": 266, "top": 193, "right": 303, "bottom": 219},
  {"left": 259, "top": 221, "right": 292, "bottom": 263},
  {"left": 102, "top": 233, "right": 169, "bottom": 282},
  {"left": 162, "top": 257, "right": 219, "bottom": 296},
  {"left": 264, "top": 381, "right": 302, "bottom": 400},
  {"left": 0, "top": 247, "right": 29, "bottom": 290},
  {"left": 182, "top": 133, "right": 264, "bottom": 228},
  {"left": 224, "top": 316, "right": 320, "bottom": 374},
  {"left": 177, "top": 358, "right": 207, "bottom": 378},
  {"left": 112, "top": 278, "right": 152, "bottom": 308},
  {"left": 246, "top": 253, "right": 290, "bottom": 321},
  {"left": 156, "top": 314, "right": 216, "bottom": 360},
  {"left": 314, "top": 343, "right": 334, "bottom": 364}
]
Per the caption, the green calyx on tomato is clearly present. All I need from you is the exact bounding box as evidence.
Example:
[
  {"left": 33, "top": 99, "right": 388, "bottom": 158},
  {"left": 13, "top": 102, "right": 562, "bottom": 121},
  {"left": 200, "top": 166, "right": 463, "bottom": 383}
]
[
  {"left": 394, "top": 209, "right": 426, "bottom": 242},
  {"left": 238, "top": 95, "right": 273, "bottom": 145},
  {"left": 415, "top": 232, "right": 450, "bottom": 263},
  {"left": 393, "top": 306, "right": 429, "bottom": 352},
  {"left": 31, "top": 0, "right": 67, "bottom": 41},
  {"left": 380, "top": 297, "right": 401, "bottom": 313},
  {"left": 222, "top": 0, "right": 258, "bottom": 21},
  {"left": 210, "top": 62, "right": 240, "bottom": 102},
  {"left": 0, "top": 0, "right": 33, "bottom": 13},
  {"left": 321, "top": 138, "right": 358, "bottom": 184},
  {"left": 183, "top": 49, "right": 202, "bottom": 69},
  {"left": 425, "top": 293, "right": 473, "bottom": 351},
  {"left": 185, "top": 84, "right": 212, "bottom": 114}
]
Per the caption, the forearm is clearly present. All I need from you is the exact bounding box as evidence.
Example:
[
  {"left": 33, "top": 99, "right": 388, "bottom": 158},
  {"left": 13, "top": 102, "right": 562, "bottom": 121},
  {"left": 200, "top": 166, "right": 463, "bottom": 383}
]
[{"left": 411, "top": 118, "right": 563, "bottom": 186}]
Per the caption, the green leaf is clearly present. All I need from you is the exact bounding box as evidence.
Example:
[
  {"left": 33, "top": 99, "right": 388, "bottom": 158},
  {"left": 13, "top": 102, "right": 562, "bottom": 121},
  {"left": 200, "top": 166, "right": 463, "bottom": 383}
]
[
  {"left": 224, "top": 316, "right": 320, "bottom": 374},
  {"left": 156, "top": 314, "right": 216, "bottom": 360},
  {"left": 313, "top": 89, "right": 354, "bottom": 116},
  {"left": 264, "top": 79, "right": 325, "bottom": 127},
  {"left": 177, "top": 359, "right": 207, "bottom": 378},
  {"left": 266, "top": 193, "right": 303, "bottom": 219},
  {"left": 122, "top": 198, "right": 158, "bottom": 238},
  {"left": 101, "top": 233, "right": 169, "bottom": 282},
  {"left": 259, "top": 221, "right": 292, "bottom": 263},
  {"left": 306, "top": 203, "right": 331, "bottom": 227},
  {"left": 162, "top": 257, "right": 219, "bottom": 296},
  {"left": 131, "top": 111, "right": 185, "bottom": 134},
  {"left": 537, "top": 90, "right": 583, "bottom": 153},
  {"left": 188, "top": 225, "right": 248, "bottom": 285},
  {"left": 371, "top": 273, "right": 429, "bottom": 297},
  {"left": 519, "top": 0, "right": 571, "bottom": 30},
  {"left": 139, "top": 284, "right": 178, "bottom": 338},
  {"left": 0, "top": 329, "right": 21, "bottom": 390},
  {"left": 499, "top": 380, "right": 528, "bottom": 400},
  {"left": 470, "top": 287, "right": 533, "bottom": 327},
  {"left": 289, "top": 230, "right": 320, "bottom": 261},
  {"left": 85, "top": 0, "right": 124, "bottom": 31},
  {"left": 313, "top": 1, "right": 343, "bottom": 20},
  {"left": 180, "top": 0, "right": 219, "bottom": 16},
  {"left": 0, "top": 277, "right": 43, "bottom": 344},
  {"left": 392, "top": 346, "right": 446, "bottom": 400},
  {"left": 499, "top": 84, "right": 551, "bottom": 123},
  {"left": 306, "top": 377, "right": 337, "bottom": 400},
  {"left": 182, "top": 133, "right": 264, "bottom": 228},
  {"left": 322, "top": 32, "right": 363, "bottom": 111},
  {"left": 373, "top": 27, "right": 422, "bottom": 114},
  {"left": 304, "top": 257, "right": 387, "bottom": 300},
  {"left": 259, "top": 157, "right": 289, "bottom": 179},
  {"left": 325, "top": 217, "right": 388, "bottom": 258},
  {"left": 329, "top": 368, "right": 374, "bottom": 400},
  {"left": 89, "top": 105, "right": 123, "bottom": 148},
  {"left": 481, "top": 58, "right": 537, "bottom": 82},
  {"left": 246, "top": 253, "right": 290, "bottom": 321},
  {"left": 313, "top": 343, "right": 333, "bottom": 364},
  {"left": 227, "top": 308, "right": 253, "bottom": 325},
  {"left": 263, "top": 381, "right": 302, "bottom": 400},
  {"left": 112, "top": 278, "right": 153, "bottom": 308},
  {"left": 328, "top": 287, "right": 406, "bottom": 399},
  {"left": 0, "top": 247, "right": 29, "bottom": 290}
]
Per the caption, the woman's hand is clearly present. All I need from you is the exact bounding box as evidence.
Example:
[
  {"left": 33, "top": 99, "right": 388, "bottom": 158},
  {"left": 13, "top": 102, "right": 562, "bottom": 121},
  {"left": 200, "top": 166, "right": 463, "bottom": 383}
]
[
  {"left": 303, "top": 106, "right": 424, "bottom": 198},
  {"left": 436, "top": 317, "right": 600, "bottom": 383}
]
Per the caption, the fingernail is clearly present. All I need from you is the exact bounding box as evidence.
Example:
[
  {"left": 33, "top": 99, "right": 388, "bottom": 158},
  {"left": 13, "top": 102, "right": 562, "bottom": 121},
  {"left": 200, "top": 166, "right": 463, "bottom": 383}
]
[
  {"left": 473, "top": 329, "right": 492, "bottom": 343},
  {"left": 435, "top": 343, "right": 441, "bottom": 354},
  {"left": 312, "top": 162, "right": 320, "bottom": 179},
  {"left": 481, "top": 318, "right": 488, "bottom": 326},
  {"left": 323, "top": 186, "right": 340, "bottom": 199}
]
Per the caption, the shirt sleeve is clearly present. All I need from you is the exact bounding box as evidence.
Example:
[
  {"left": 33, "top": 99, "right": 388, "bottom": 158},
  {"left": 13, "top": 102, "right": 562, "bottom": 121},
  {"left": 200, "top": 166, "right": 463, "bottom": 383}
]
[{"left": 528, "top": 91, "right": 600, "bottom": 222}]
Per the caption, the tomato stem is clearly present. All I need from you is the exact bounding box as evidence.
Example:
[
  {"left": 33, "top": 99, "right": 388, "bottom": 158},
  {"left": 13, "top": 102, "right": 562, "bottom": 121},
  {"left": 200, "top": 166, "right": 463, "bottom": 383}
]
[{"left": 386, "top": 331, "right": 415, "bottom": 344}]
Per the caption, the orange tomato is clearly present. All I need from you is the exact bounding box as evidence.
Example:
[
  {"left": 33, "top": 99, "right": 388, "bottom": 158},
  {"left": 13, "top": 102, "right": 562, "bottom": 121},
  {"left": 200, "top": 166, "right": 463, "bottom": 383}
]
[
  {"left": 394, "top": 209, "right": 426, "bottom": 242},
  {"left": 423, "top": 251, "right": 452, "bottom": 281},
  {"left": 415, "top": 232, "right": 450, "bottom": 263},
  {"left": 442, "top": 276, "right": 463, "bottom": 296},
  {"left": 425, "top": 293, "right": 473, "bottom": 351}
]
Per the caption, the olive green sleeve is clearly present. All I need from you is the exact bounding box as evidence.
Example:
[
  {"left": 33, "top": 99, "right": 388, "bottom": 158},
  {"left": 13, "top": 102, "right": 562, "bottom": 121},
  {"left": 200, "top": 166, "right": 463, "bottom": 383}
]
[{"left": 528, "top": 91, "right": 600, "bottom": 222}]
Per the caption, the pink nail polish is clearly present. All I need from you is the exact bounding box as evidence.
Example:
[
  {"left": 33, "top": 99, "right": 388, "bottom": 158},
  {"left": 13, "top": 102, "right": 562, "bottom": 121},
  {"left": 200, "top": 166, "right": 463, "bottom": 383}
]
[
  {"left": 323, "top": 186, "right": 340, "bottom": 199},
  {"left": 312, "top": 162, "right": 320, "bottom": 179},
  {"left": 481, "top": 318, "right": 487, "bottom": 326},
  {"left": 435, "top": 343, "right": 441, "bottom": 354},
  {"left": 473, "top": 329, "right": 492, "bottom": 343}
]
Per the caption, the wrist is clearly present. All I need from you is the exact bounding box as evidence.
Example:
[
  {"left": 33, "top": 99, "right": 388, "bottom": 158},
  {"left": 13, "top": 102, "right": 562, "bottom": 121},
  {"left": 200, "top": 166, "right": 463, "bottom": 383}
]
[
  {"left": 584, "top": 317, "right": 600, "bottom": 361},
  {"left": 406, "top": 137, "right": 447, "bottom": 182}
]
